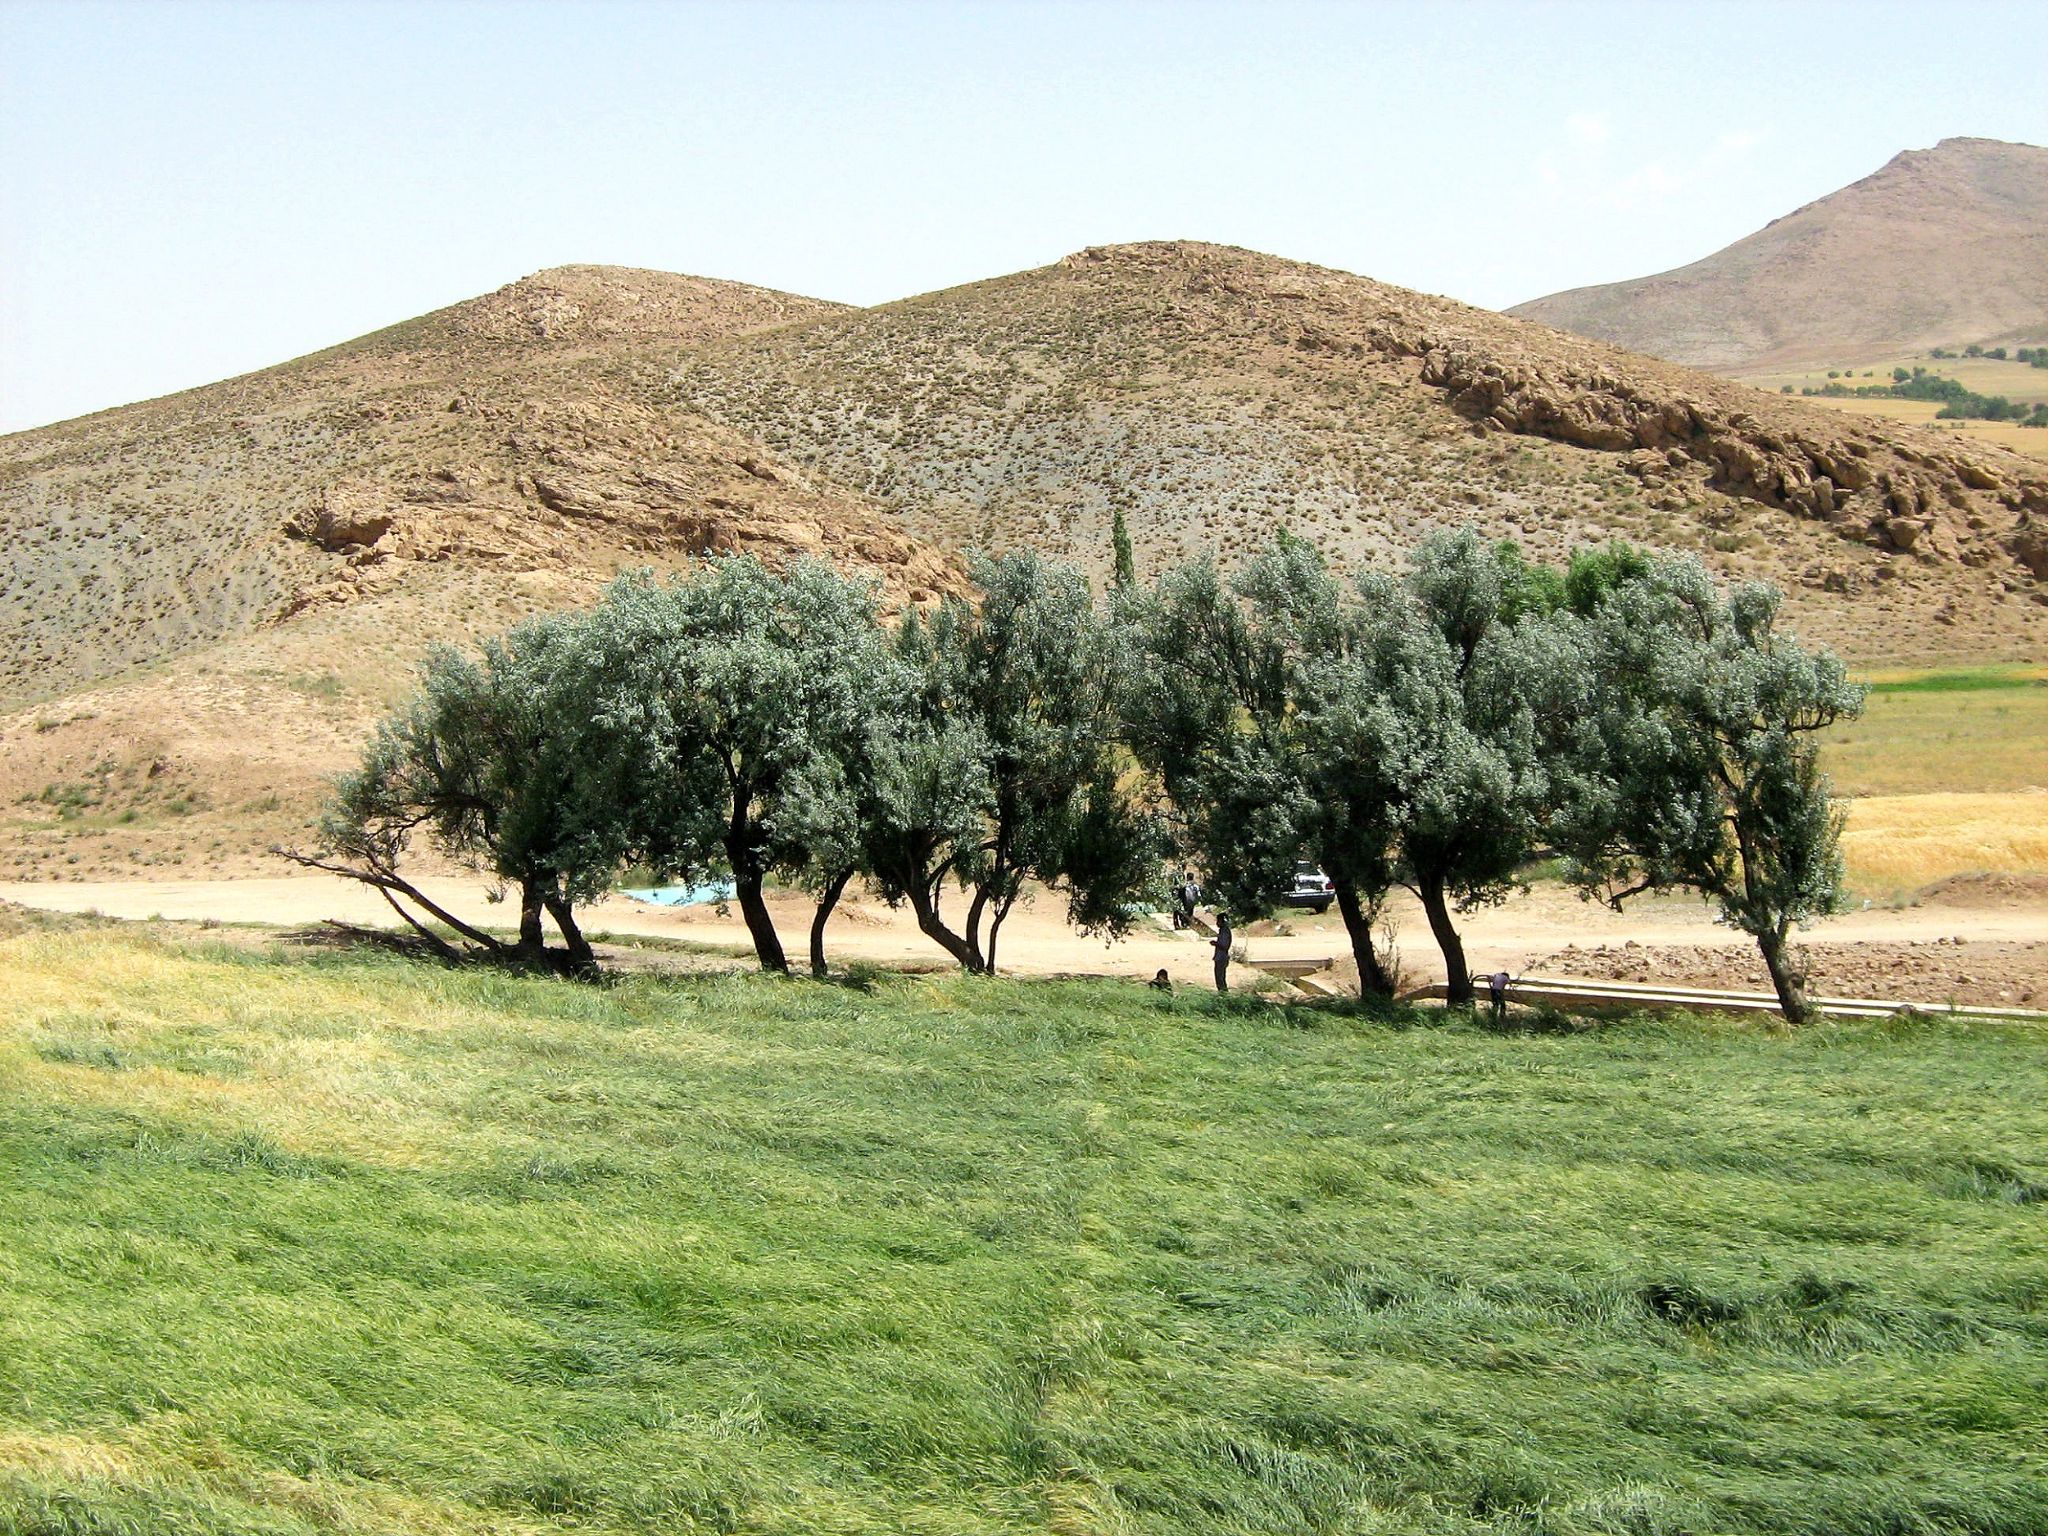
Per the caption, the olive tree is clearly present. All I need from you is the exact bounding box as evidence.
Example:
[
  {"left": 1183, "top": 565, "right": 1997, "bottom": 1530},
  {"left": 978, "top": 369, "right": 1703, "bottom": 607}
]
[
  {"left": 766, "top": 637, "right": 919, "bottom": 979},
  {"left": 1391, "top": 529, "right": 1560, "bottom": 1003},
  {"left": 282, "top": 611, "right": 629, "bottom": 973},
  {"left": 1124, "top": 536, "right": 1406, "bottom": 998},
  {"left": 869, "top": 552, "right": 1162, "bottom": 974},
  {"left": 586, "top": 556, "right": 893, "bottom": 974},
  {"left": 1555, "top": 558, "right": 1863, "bottom": 1022},
  {"left": 1128, "top": 529, "right": 1571, "bottom": 1004}
]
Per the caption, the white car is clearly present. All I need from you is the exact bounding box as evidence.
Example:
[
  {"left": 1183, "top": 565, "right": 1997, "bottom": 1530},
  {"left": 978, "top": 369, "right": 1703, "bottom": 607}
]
[{"left": 1281, "top": 862, "right": 1335, "bottom": 914}]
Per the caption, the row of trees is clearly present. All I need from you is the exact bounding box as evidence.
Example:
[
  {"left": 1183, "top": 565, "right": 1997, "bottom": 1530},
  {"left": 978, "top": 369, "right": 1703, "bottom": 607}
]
[
  {"left": 294, "top": 529, "right": 1863, "bottom": 1021},
  {"left": 289, "top": 552, "right": 1156, "bottom": 982}
]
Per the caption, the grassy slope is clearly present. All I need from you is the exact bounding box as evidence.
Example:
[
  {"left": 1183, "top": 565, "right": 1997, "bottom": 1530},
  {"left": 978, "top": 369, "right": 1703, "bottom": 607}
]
[{"left": 3, "top": 927, "right": 2046, "bottom": 1535}]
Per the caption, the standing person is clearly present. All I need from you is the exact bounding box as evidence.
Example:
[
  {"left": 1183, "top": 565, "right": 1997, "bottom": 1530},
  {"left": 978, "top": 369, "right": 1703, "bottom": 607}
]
[
  {"left": 1212, "top": 911, "right": 1233, "bottom": 993},
  {"left": 1487, "top": 968, "right": 1513, "bottom": 1022},
  {"left": 1179, "top": 869, "right": 1202, "bottom": 930}
]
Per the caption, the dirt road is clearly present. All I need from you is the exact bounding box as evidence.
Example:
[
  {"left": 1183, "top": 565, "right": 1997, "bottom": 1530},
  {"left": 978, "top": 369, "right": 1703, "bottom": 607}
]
[{"left": 3, "top": 873, "right": 2042, "bottom": 998}]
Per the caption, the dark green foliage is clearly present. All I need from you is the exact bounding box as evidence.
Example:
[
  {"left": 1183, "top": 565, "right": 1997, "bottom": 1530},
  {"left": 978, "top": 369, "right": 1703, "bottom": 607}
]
[
  {"left": 1561, "top": 539, "right": 1656, "bottom": 616},
  {"left": 1808, "top": 369, "right": 2035, "bottom": 419},
  {"left": 1110, "top": 504, "right": 1136, "bottom": 589}
]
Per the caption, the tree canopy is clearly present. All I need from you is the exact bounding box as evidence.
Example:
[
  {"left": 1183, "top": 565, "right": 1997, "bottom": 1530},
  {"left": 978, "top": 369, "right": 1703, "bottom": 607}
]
[{"left": 295, "top": 531, "right": 1863, "bottom": 1020}]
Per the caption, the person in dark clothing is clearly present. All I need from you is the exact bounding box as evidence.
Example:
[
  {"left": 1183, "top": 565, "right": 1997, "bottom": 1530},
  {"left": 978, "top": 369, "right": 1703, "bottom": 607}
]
[
  {"left": 1487, "top": 969, "right": 1513, "bottom": 1022},
  {"left": 1212, "top": 912, "right": 1233, "bottom": 993},
  {"left": 1149, "top": 967, "right": 1174, "bottom": 993},
  {"left": 1177, "top": 870, "right": 1201, "bottom": 930}
]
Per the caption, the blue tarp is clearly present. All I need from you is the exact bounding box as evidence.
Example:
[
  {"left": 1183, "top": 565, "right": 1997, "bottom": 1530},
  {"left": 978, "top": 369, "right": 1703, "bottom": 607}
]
[{"left": 621, "top": 882, "right": 736, "bottom": 907}]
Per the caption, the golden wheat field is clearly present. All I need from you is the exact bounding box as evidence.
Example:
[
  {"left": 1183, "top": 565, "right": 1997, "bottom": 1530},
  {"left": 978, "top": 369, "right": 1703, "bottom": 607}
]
[
  {"left": 1840, "top": 793, "right": 2048, "bottom": 891},
  {"left": 1825, "top": 668, "right": 2048, "bottom": 797}
]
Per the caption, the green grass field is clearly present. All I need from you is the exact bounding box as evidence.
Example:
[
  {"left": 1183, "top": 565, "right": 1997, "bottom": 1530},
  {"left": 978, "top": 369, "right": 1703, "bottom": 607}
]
[
  {"left": 1826, "top": 665, "right": 2048, "bottom": 798},
  {"left": 4, "top": 924, "right": 2047, "bottom": 1535}
]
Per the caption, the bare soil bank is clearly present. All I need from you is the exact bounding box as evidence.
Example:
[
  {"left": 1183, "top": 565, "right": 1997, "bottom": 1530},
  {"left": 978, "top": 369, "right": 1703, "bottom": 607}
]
[{"left": 5, "top": 874, "right": 2042, "bottom": 1007}]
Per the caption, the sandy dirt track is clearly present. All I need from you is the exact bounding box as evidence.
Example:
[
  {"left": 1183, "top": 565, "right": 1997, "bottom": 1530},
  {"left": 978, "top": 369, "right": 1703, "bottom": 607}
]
[{"left": 3, "top": 874, "right": 2043, "bottom": 1002}]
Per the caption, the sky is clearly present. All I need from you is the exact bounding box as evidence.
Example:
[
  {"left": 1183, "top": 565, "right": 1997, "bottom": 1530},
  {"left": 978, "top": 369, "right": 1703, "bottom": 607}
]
[{"left": 2, "top": 0, "right": 2043, "bottom": 433}]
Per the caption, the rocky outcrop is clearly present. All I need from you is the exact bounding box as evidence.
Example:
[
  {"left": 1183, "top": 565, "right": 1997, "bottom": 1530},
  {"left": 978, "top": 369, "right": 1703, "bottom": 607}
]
[
  {"left": 277, "top": 389, "right": 963, "bottom": 625},
  {"left": 286, "top": 483, "right": 398, "bottom": 552},
  {"left": 1407, "top": 341, "right": 2046, "bottom": 575}
]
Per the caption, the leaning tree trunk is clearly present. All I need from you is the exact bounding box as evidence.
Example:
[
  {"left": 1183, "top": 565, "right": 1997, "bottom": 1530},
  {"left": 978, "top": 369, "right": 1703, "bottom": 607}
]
[
  {"left": 516, "top": 878, "right": 548, "bottom": 961},
  {"left": 809, "top": 867, "right": 854, "bottom": 979},
  {"left": 1755, "top": 925, "right": 1815, "bottom": 1024},
  {"left": 542, "top": 889, "right": 597, "bottom": 975},
  {"left": 1415, "top": 872, "right": 1472, "bottom": 1005},
  {"left": 909, "top": 879, "right": 984, "bottom": 973},
  {"left": 725, "top": 801, "right": 788, "bottom": 974},
  {"left": 1334, "top": 881, "right": 1397, "bottom": 1000}
]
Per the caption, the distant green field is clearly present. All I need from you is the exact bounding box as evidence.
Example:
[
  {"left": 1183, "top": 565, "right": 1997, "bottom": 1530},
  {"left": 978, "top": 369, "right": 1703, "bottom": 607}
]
[
  {"left": 4, "top": 926, "right": 2046, "bottom": 1535},
  {"left": 1826, "top": 665, "right": 2048, "bottom": 797}
]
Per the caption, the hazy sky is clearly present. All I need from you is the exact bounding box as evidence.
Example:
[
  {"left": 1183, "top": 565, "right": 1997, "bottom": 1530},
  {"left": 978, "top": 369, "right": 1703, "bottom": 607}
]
[{"left": 3, "top": 0, "right": 2042, "bottom": 433}]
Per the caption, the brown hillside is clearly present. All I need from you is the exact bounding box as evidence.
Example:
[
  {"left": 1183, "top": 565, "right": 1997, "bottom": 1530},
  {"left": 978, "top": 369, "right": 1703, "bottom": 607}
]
[
  {"left": 0, "top": 265, "right": 943, "bottom": 709},
  {"left": 6, "top": 243, "right": 2048, "bottom": 881},
  {"left": 0, "top": 267, "right": 956, "bottom": 878},
  {"left": 1509, "top": 137, "right": 2048, "bottom": 371},
  {"left": 671, "top": 240, "right": 2048, "bottom": 657}
]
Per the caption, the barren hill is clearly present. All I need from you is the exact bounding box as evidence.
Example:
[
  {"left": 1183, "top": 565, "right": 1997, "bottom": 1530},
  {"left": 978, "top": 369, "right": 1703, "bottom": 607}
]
[
  {"left": 1509, "top": 137, "right": 2048, "bottom": 371},
  {"left": 671, "top": 240, "right": 2048, "bottom": 651},
  {"left": 0, "top": 264, "right": 946, "bottom": 708},
  {"left": 0, "top": 267, "right": 957, "bottom": 878},
  {"left": 5, "top": 243, "right": 2048, "bottom": 880}
]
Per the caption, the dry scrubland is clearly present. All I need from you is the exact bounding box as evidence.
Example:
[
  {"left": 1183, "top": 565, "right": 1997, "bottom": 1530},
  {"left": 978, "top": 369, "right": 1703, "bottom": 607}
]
[
  {"left": 667, "top": 242, "right": 2048, "bottom": 668},
  {"left": 3, "top": 913, "right": 2046, "bottom": 1535}
]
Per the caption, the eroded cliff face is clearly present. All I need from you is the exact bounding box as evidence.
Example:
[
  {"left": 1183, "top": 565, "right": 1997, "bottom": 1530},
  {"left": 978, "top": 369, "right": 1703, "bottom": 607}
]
[
  {"left": 1411, "top": 342, "right": 2047, "bottom": 577},
  {"left": 276, "top": 386, "right": 961, "bottom": 623}
]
